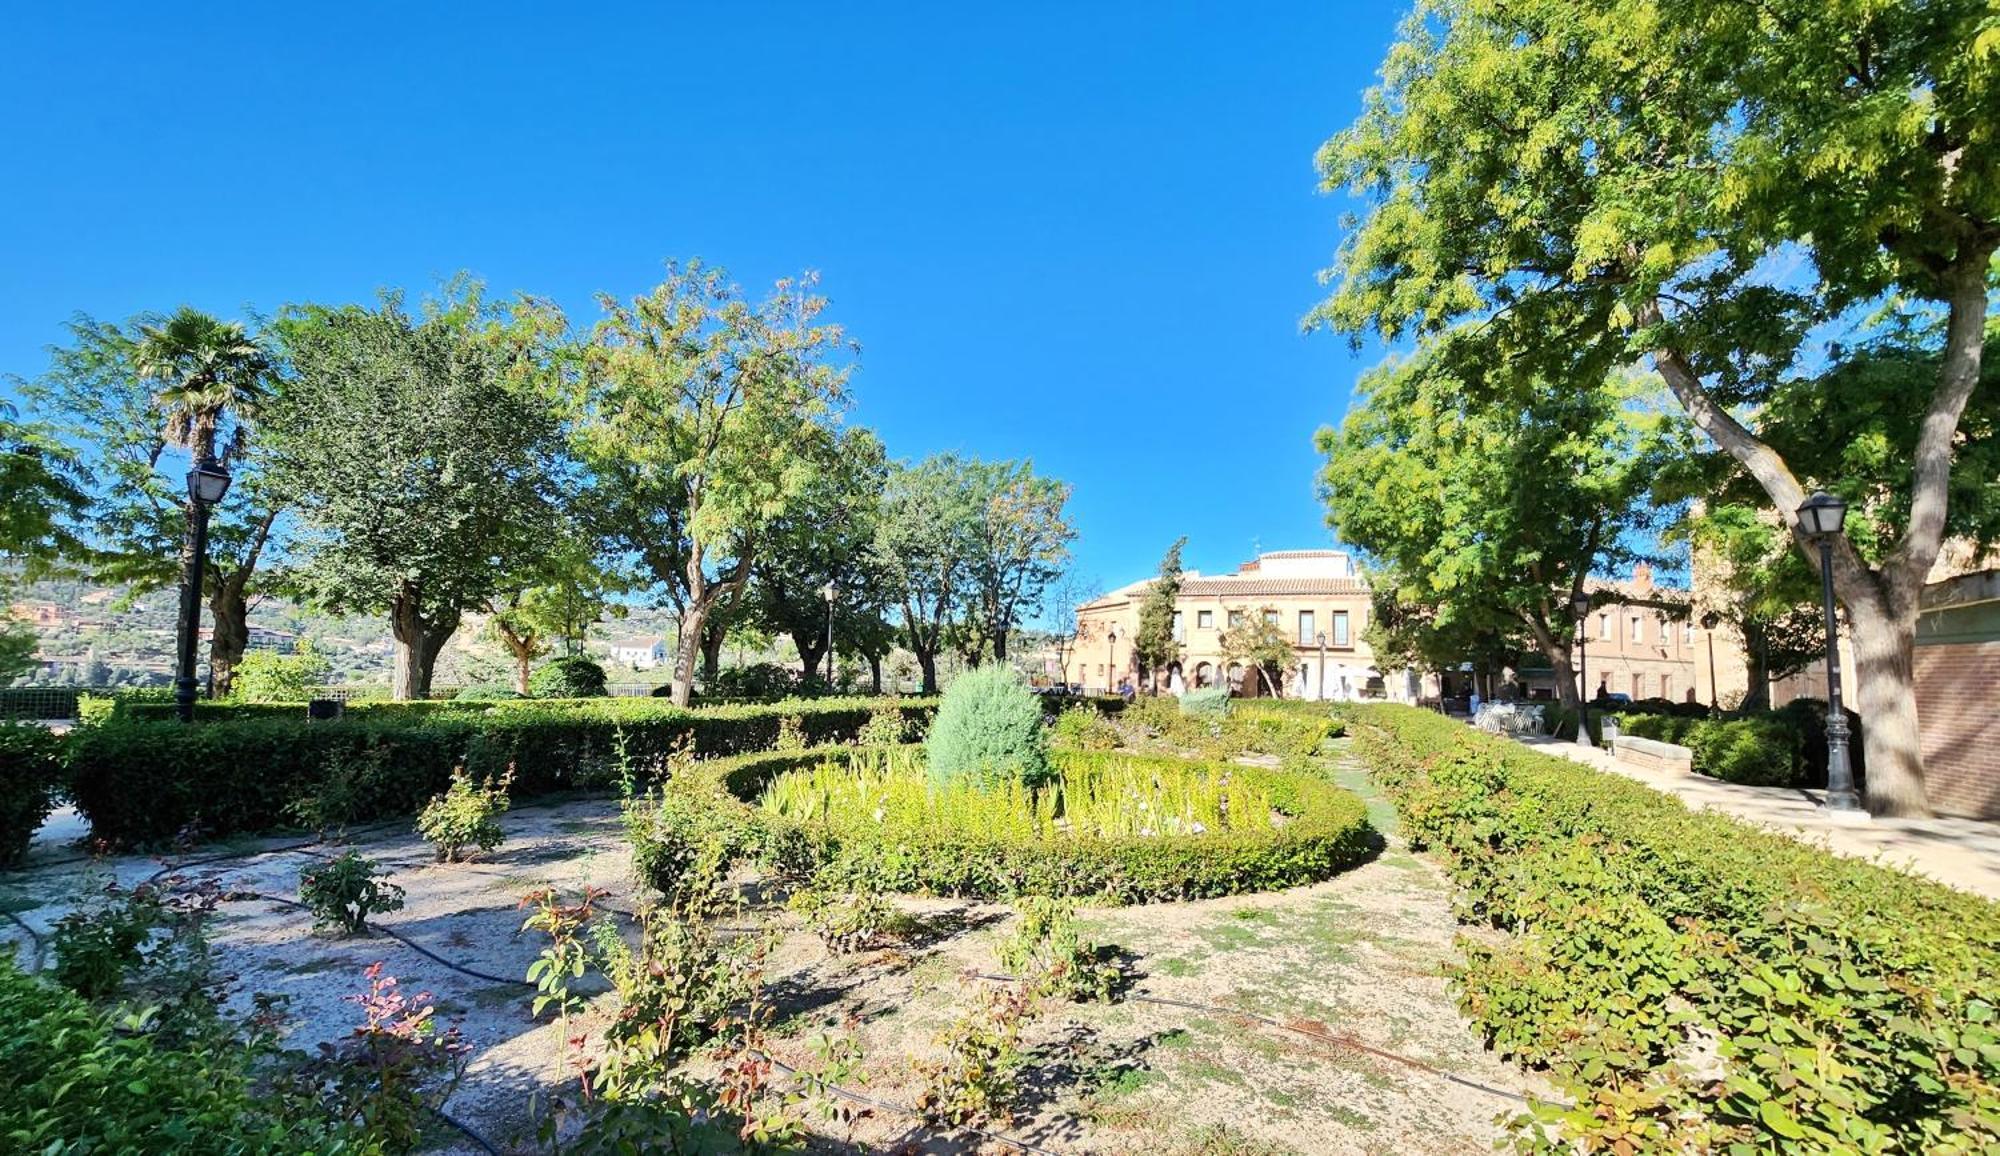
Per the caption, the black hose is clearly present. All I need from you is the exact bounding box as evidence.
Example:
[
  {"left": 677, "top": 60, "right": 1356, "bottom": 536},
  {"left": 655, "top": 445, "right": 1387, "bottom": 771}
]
[{"left": 429, "top": 1104, "right": 504, "bottom": 1156}]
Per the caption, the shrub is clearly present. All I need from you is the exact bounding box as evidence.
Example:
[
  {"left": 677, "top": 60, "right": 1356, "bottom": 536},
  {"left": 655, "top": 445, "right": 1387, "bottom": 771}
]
[
  {"left": 1345, "top": 703, "right": 2000, "bottom": 1153},
  {"left": 415, "top": 768, "right": 512, "bottom": 862},
  {"left": 0, "top": 959, "right": 373, "bottom": 1155},
  {"left": 705, "top": 662, "right": 800, "bottom": 701},
  {"left": 0, "top": 721, "right": 62, "bottom": 866},
  {"left": 1614, "top": 711, "right": 1803, "bottom": 786},
  {"left": 299, "top": 852, "right": 405, "bottom": 935},
  {"left": 1051, "top": 705, "right": 1120, "bottom": 751},
  {"left": 998, "top": 896, "right": 1120, "bottom": 1003},
  {"left": 917, "top": 984, "right": 1031, "bottom": 1125},
  {"left": 789, "top": 881, "right": 919, "bottom": 953},
  {"left": 453, "top": 683, "right": 523, "bottom": 701},
  {"left": 1178, "top": 686, "right": 1231, "bottom": 719},
  {"left": 530, "top": 655, "right": 609, "bottom": 698},
  {"left": 231, "top": 640, "right": 333, "bottom": 703},
  {"left": 656, "top": 745, "right": 1377, "bottom": 905},
  {"left": 64, "top": 696, "right": 940, "bottom": 846},
  {"left": 926, "top": 664, "right": 1052, "bottom": 790}
]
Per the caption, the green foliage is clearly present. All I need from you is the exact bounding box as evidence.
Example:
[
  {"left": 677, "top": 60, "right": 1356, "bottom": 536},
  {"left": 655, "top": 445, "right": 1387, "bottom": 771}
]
[
  {"left": 528, "top": 654, "right": 608, "bottom": 699},
  {"left": 0, "top": 957, "right": 378, "bottom": 1155},
  {"left": 1215, "top": 608, "right": 1294, "bottom": 697},
  {"left": 917, "top": 983, "right": 1033, "bottom": 1125},
  {"left": 1178, "top": 686, "right": 1231, "bottom": 720},
  {"left": 416, "top": 767, "right": 512, "bottom": 861},
  {"left": 453, "top": 682, "right": 524, "bottom": 701},
  {"left": 999, "top": 896, "right": 1121, "bottom": 1003},
  {"left": 311, "top": 963, "right": 468, "bottom": 1152},
  {"left": 622, "top": 780, "right": 748, "bottom": 918},
  {"left": 1131, "top": 536, "right": 1187, "bottom": 681},
  {"left": 63, "top": 696, "right": 939, "bottom": 846},
  {"left": 1052, "top": 704, "right": 1121, "bottom": 751},
  {"left": 686, "top": 744, "right": 1373, "bottom": 904},
  {"left": 1119, "top": 696, "right": 1340, "bottom": 765},
  {"left": 1347, "top": 704, "right": 2000, "bottom": 1153},
  {"left": 856, "top": 702, "right": 911, "bottom": 747},
  {"left": 1617, "top": 711, "right": 1803, "bottom": 787},
  {"left": 788, "top": 880, "right": 919, "bottom": 954},
  {"left": 925, "top": 662, "right": 1051, "bottom": 789},
  {"left": 298, "top": 851, "right": 405, "bottom": 935},
  {"left": 0, "top": 721, "right": 63, "bottom": 866},
  {"left": 231, "top": 638, "right": 333, "bottom": 703}
]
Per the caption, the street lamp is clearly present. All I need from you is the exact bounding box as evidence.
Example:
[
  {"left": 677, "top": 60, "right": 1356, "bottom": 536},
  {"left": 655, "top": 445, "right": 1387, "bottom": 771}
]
[
  {"left": 1797, "top": 491, "right": 1861, "bottom": 812},
  {"left": 1107, "top": 627, "right": 1118, "bottom": 695},
  {"left": 820, "top": 581, "right": 837, "bottom": 691},
  {"left": 1700, "top": 612, "right": 1721, "bottom": 712},
  {"left": 1316, "top": 632, "right": 1327, "bottom": 703},
  {"left": 174, "top": 454, "right": 232, "bottom": 723},
  {"left": 1571, "top": 589, "right": 1594, "bottom": 748}
]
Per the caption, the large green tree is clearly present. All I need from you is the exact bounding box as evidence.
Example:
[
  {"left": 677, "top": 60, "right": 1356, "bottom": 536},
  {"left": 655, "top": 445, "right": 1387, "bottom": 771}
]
[
  {"left": 267, "top": 286, "right": 565, "bottom": 699},
  {"left": 1320, "top": 352, "right": 1669, "bottom": 710},
  {"left": 957, "top": 459, "right": 1074, "bottom": 664},
  {"left": 574, "top": 262, "right": 852, "bottom": 706},
  {"left": 0, "top": 401, "right": 87, "bottom": 677},
  {"left": 1317, "top": 0, "right": 1998, "bottom": 814},
  {"left": 873, "top": 455, "right": 979, "bottom": 695},
  {"left": 485, "top": 529, "right": 629, "bottom": 694},
  {"left": 20, "top": 311, "right": 281, "bottom": 694}
]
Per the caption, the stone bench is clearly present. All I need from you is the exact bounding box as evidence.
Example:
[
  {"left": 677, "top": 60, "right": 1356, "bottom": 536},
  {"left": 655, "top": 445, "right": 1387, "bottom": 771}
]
[{"left": 1611, "top": 734, "right": 1694, "bottom": 775}]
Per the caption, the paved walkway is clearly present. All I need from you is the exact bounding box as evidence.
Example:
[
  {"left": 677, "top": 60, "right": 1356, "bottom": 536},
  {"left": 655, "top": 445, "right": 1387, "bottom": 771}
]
[{"left": 1511, "top": 731, "right": 2000, "bottom": 903}]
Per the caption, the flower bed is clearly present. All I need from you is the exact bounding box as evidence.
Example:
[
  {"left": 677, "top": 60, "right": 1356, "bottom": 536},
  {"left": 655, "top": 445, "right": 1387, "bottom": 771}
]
[
  {"left": 1344, "top": 703, "right": 2000, "bottom": 1153},
  {"left": 632, "top": 744, "right": 1375, "bottom": 904}
]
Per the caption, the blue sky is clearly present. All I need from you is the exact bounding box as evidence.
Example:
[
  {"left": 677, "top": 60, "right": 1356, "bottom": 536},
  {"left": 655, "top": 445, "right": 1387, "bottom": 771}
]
[{"left": 0, "top": 2, "right": 1398, "bottom": 609}]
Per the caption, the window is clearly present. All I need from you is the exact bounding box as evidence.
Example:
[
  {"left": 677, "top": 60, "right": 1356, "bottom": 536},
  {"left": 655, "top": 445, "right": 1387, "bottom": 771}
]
[
  {"left": 1657, "top": 616, "right": 1669, "bottom": 644},
  {"left": 1631, "top": 673, "right": 1644, "bottom": 697},
  {"left": 1629, "top": 614, "right": 1642, "bottom": 642},
  {"left": 1298, "top": 610, "right": 1315, "bottom": 645},
  {"left": 1660, "top": 674, "right": 1672, "bottom": 701},
  {"left": 1682, "top": 622, "right": 1694, "bottom": 646},
  {"left": 1196, "top": 610, "right": 1213, "bottom": 629},
  {"left": 1171, "top": 611, "right": 1184, "bottom": 642},
  {"left": 1263, "top": 609, "right": 1280, "bottom": 626},
  {"left": 1227, "top": 609, "right": 1243, "bottom": 629},
  {"left": 1598, "top": 613, "right": 1611, "bottom": 640},
  {"left": 1332, "top": 610, "right": 1350, "bottom": 646}
]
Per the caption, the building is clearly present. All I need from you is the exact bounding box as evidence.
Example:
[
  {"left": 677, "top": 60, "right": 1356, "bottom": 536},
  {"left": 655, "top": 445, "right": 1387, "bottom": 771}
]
[
  {"left": 1072, "top": 550, "right": 1391, "bottom": 699},
  {"left": 7, "top": 601, "right": 62, "bottom": 628},
  {"left": 1913, "top": 569, "right": 1999, "bottom": 819},
  {"left": 609, "top": 636, "right": 668, "bottom": 669},
  {"left": 1547, "top": 563, "right": 1742, "bottom": 706}
]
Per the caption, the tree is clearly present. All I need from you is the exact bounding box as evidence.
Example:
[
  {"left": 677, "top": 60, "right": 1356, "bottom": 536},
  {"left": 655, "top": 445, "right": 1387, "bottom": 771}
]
[
  {"left": 1318, "top": 352, "right": 1669, "bottom": 711},
  {"left": 744, "top": 428, "right": 892, "bottom": 685},
  {"left": 574, "top": 262, "right": 853, "bottom": 706},
  {"left": 267, "top": 285, "right": 564, "bottom": 699},
  {"left": 1315, "top": 0, "right": 1998, "bottom": 814},
  {"left": 20, "top": 311, "right": 282, "bottom": 695},
  {"left": 485, "top": 532, "right": 628, "bottom": 695},
  {"left": 873, "top": 455, "right": 979, "bottom": 695},
  {"left": 958, "top": 459, "right": 1074, "bottom": 664},
  {"left": 1041, "top": 571, "right": 1101, "bottom": 690},
  {"left": 1130, "top": 537, "right": 1187, "bottom": 693},
  {"left": 0, "top": 401, "right": 87, "bottom": 678},
  {"left": 1218, "top": 606, "right": 1293, "bottom": 698}
]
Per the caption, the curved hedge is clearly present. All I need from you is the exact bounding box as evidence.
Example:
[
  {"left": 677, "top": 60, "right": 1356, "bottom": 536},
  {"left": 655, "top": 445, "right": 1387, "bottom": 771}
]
[
  {"left": 637, "top": 744, "right": 1376, "bottom": 905},
  {"left": 66, "top": 697, "right": 938, "bottom": 846},
  {"left": 1346, "top": 703, "right": 2000, "bottom": 1153}
]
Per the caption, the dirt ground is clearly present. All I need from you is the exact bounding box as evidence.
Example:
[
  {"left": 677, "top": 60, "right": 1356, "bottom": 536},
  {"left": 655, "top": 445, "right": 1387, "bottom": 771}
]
[{"left": 0, "top": 742, "right": 1547, "bottom": 1154}]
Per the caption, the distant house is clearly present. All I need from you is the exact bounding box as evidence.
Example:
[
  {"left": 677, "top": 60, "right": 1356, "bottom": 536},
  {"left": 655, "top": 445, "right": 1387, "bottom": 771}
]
[
  {"left": 7, "top": 601, "right": 62, "bottom": 627},
  {"left": 609, "top": 636, "right": 668, "bottom": 669}
]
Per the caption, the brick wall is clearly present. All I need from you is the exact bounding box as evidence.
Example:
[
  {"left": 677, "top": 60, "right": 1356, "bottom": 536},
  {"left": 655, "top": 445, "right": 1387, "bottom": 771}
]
[{"left": 1914, "top": 639, "right": 2000, "bottom": 819}]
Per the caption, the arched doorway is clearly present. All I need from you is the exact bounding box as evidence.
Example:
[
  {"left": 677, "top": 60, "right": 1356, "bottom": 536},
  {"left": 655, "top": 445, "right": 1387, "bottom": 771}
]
[{"left": 1193, "top": 661, "right": 1213, "bottom": 688}]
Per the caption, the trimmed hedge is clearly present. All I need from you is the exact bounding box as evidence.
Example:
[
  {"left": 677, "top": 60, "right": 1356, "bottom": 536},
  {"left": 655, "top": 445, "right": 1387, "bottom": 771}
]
[
  {"left": 1346, "top": 704, "right": 2000, "bottom": 1153},
  {"left": 66, "top": 697, "right": 938, "bottom": 846},
  {"left": 635, "top": 744, "right": 1377, "bottom": 905},
  {"left": 0, "top": 722, "right": 63, "bottom": 866},
  {"left": 1615, "top": 711, "right": 1803, "bottom": 786}
]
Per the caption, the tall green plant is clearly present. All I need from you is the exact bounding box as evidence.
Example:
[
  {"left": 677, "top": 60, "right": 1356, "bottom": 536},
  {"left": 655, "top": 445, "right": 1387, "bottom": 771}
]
[{"left": 924, "top": 664, "right": 1051, "bottom": 789}]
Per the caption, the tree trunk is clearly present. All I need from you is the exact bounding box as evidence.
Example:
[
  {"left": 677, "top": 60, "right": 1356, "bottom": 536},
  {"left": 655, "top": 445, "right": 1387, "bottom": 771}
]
[
  {"left": 514, "top": 650, "right": 532, "bottom": 696},
  {"left": 667, "top": 604, "right": 705, "bottom": 706},
  {"left": 390, "top": 591, "right": 457, "bottom": 701},
  {"left": 992, "top": 624, "right": 1009, "bottom": 661},
  {"left": 1847, "top": 606, "right": 1925, "bottom": 818},
  {"left": 701, "top": 620, "right": 725, "bottom": 684},
  {"left": 916, "top": 650, "right": 938, "bottom": 695},
  {"left": 794, "top": 631, "right": 827, "bottom": 681},
  {"left": 206, "top": 584, "right": 250, "bottom": 699},
  {"left": 869, "top": 654, "right": 882, "bottom": 694}
]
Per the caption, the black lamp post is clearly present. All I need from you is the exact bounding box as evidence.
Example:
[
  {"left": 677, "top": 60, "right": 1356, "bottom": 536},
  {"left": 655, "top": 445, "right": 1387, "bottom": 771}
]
[
  {"left": 1797, "top": 491, "right": 1861, "bottom": 812},
  {"left": 1106, "top": 627, "right": 1118, "bottom": 694},
  {"left": 1700, "top": 612, "right": 1721, "bottom": 712},
  {"left": 1316, "top": 631, "right": 1327, "bottom": 703},
  {"left": 820, "top": 581, "right": 837, "bottom": 689},
  {"left": 1571, "top": 589, "right": 1594, "bottom": 748},
  {"left": 174, "top": 454, "right": 232, "bottom": 723}
]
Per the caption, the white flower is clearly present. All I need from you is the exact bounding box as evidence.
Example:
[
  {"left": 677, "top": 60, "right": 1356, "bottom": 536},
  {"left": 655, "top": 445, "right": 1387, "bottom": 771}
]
[
  {"left": 872, "top": 807, "right": 885, "bottom": 823},
  {"left": 1190, "top": 821, "right": 1207, "bottom": 835}
]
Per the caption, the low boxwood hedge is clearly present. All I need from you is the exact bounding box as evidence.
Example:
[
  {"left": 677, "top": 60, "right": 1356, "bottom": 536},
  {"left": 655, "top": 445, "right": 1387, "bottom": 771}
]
[
  {"left": 1614, "top": 710, "right": 1804, "bottom": 786},
  {"left": 0, "top": 722, "right": 64, "bottom": 866},
  {"left": 1345, "top": 703, "right": 2000, "bottom": 1153},
  {"left": 632, "top": 744, "right": 1377, "bottom": 905},
  {"left": 66, "top": 697, "right": 938, "bottom": 846}
]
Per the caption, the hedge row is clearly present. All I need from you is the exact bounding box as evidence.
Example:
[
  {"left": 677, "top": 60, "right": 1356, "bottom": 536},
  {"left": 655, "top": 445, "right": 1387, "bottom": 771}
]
[
  {"left": 632, "top": 744, "right": 1377, "bottom": 905},
  {"left": 0, "top": 723, "right": 63, "bottom": 867},
  {"left": 1613, "top": 698, "right": 1865, "bottom": 789},
  {"left": 65, "top": 697, "right": 938, "bottom": 847},
  {"left": 1346, "top": 703, "right": 2000, "bottom": 1153}
]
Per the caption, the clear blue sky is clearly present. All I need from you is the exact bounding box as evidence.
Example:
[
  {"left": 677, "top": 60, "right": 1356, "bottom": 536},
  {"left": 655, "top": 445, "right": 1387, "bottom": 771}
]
[{"left": 0, "top": 2, "right": 1398, "bottom": 607}]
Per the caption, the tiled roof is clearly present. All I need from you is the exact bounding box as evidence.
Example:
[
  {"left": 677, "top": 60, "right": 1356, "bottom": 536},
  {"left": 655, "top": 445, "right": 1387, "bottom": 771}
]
[
  {"left": 1253, "top": 549, "right": 1348, "bottom": 560},
  {"left": 1180, "top": 576, "right": 1370, "bottom": 596},
  {"left": 610, "top": 636, "right": 664, "bottom": 648}
]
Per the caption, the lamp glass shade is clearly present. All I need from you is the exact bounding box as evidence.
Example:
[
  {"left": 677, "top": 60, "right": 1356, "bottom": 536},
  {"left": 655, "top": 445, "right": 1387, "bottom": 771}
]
[
  {"left": 820, "top": 582, "right": 836, "bottom": 601},
  {"left": 1570, "top": 591, "right": 1592, "bottom": 618},
  {"left": 1797, "top": 492, "right": 1847, "bottom": 537},
  {"left": 188, "top": 460, "right": 232, "bottom": 505}
]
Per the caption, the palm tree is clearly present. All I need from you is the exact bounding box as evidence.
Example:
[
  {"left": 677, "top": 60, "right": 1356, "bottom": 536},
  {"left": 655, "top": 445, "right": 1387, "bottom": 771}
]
[
  {"left": 134, "top": 307, "right": 270, "bottom": 466},
  {"left": 134, "top": 308, "right": 273, "bottom": 703}
]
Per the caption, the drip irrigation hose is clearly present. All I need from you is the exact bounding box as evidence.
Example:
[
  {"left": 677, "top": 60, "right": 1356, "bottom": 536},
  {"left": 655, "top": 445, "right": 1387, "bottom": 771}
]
[
  {"left": 753, "top": 1049, "right": 1067, "bottom": 1156},
  {"left": 967, "top": 971, "right": 1553, "bottom": 1109},
  {"left": 429, "top": 1105, "right": 503, "bottom": 1156},
  {"left": 0, "top": 905, "right": 46, "bottom": 971}
]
